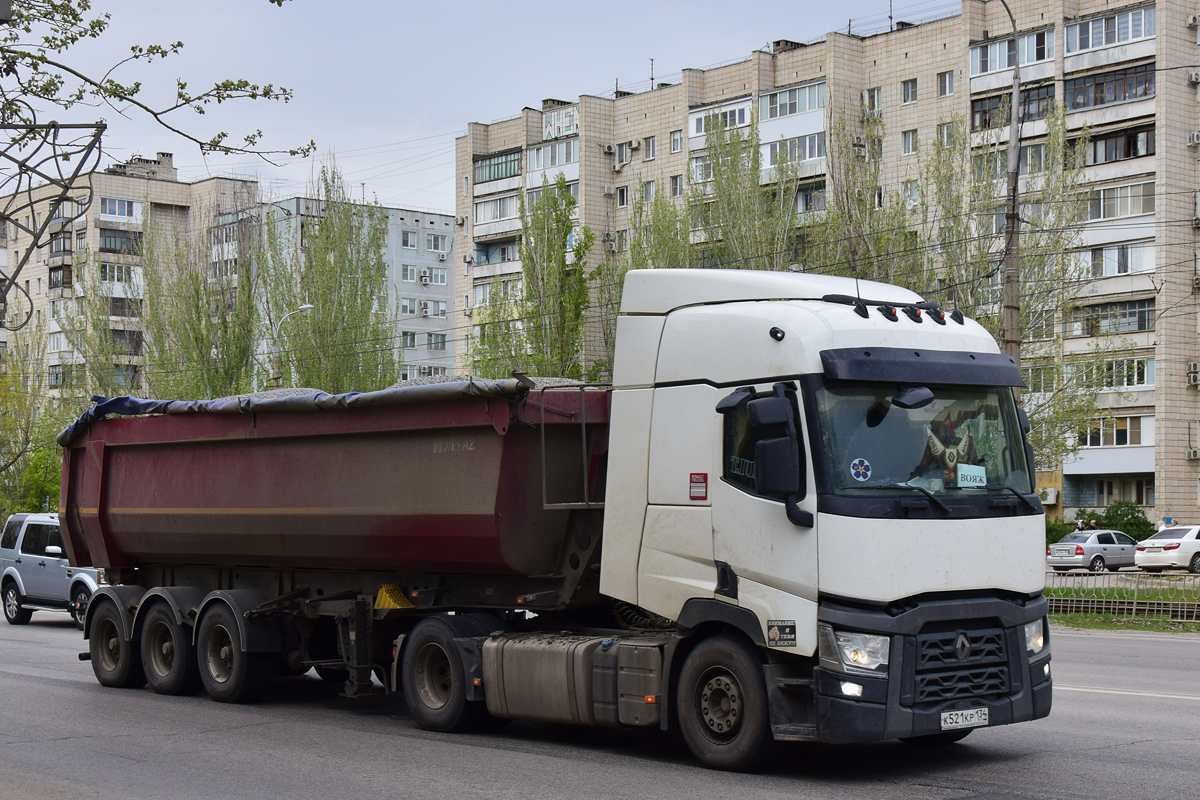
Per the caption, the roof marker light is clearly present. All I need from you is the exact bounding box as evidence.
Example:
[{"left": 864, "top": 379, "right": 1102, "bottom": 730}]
[
  {"left": 877, "top": 305, "right": 898, "bottom": 321},
  {"left": 903, "top": 306, "right": 923, "bottom": 323}
]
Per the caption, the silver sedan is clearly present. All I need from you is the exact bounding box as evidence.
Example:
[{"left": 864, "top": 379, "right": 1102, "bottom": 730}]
[{"left": 1047, "top": 530, "right": 1137, "bottom": 572}]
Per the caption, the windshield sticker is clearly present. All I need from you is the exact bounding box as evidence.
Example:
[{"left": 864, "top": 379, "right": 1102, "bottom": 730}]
[
  {"left": 957, "top": 463, "right": 986, "bottom": 487},
  {"left": 850, "top": 458, "right": 872, "bottom": 481}
]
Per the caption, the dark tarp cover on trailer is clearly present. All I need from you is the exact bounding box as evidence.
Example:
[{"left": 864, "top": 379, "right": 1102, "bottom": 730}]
[{"left": 56, "top": 378, "right": 525, "bottom": 447}]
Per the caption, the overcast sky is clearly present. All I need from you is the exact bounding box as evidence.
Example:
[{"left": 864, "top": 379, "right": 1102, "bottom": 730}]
[{"left": 65, "top": 0, "right": 962, "bottom": 211}]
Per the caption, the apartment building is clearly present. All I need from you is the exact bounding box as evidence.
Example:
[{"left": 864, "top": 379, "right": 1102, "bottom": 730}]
[
  {"left": 0, "top": 152, "right": 257, "bottom": 394},
  {"left": 457, "top": 0, "right": 1197, "bottom": 522},
  {"left": 265, "top": 198, "right": 457, "bottom": 379}
]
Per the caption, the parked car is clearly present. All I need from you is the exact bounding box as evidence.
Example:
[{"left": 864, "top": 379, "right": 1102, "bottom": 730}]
[
  {"left": 1135, "top": 526, "right": 1200, "bottom": 574},
  {"left": 1, "top": 513, "right": 104, "bottom": 628},
  {"left": 1047, "top": 529, "right": 1137, "bottom": 572}
]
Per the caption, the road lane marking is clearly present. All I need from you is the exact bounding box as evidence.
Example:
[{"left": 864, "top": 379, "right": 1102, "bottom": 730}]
[{"left": 1056, "top": 684, "right": 1200, "bottom": 702}]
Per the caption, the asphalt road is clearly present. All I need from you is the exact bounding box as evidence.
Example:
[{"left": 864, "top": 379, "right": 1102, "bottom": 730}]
[{"left": 1, "top": 615, "right": 1197, "bottom": 800}]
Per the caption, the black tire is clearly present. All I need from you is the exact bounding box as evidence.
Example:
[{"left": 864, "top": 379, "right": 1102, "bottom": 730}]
[
  {"left": 1190, "top": 554, "right": 1200, "bottom": 575},
  {"left": 2, "top": 582, "right": 32, "bottom": 625},
  {"left": 677, "top": 634, "right": 775, "bottom": 772},
  {"left": 196, "top": 603, "right": 272, "bottom": 703},
  {"left": 1052, "top": 567, "right": 1068, "bottom": 573},
  {"left": 1142, "top": 567, "right": 1163, "bottom": 574},
  {"left": 1106, "top": 565, "right": 1120, "bottom": 573},
  {"left": 401, "top": 615, "right": 492, "bottom": 732},
  {"left": 70, "top": 586, "right": 91, "bottom": 630},
  {"left": 900, "top": 728, "right": 973, "bottom": 746},
  {"left": 140, "top": 602, "right": 201, "bottom": 695},
  {"left": 88, "top": 598, "right": 146, "bottom": 688},
  {"left": 1089, "top": 556, "right": 1105, "bottom": 572},
  {"left": 314, "top": 666, "right": 349, "bottom": 684}
]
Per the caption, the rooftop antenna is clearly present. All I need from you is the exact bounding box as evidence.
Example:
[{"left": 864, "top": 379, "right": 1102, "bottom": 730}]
[
  {"left": 889, "top": 0, "right": 894, "bottom": 31},
  {"left": 650, "top": 58, "right": 654, "bottom": 88},
  {"left": 615, "top": 78, "right": 619, "bottom": 97}
]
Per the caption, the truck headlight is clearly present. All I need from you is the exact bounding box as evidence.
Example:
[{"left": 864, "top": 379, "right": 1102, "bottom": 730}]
[
  {"left": 819, "top": 624, "right": 890, "bottom": 675},
  {"left": 1024, "top": 619, "right": 1045, "bottom": 657}
]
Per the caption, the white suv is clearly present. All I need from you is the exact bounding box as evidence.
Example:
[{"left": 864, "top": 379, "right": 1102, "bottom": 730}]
[{"left": 1, "top": 513, "right": 103, "bottom": 628}]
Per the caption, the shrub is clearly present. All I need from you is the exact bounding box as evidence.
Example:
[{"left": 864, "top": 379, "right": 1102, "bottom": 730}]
[
  {"left": 1046, "top": 519, "right": 1075, "bottom": 546},
  {"left": 1101, "top": 500, "right": 1155, "bottom": 541}
]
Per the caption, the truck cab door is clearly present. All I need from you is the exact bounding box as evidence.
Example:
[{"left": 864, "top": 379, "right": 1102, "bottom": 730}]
[{"left": 710, "top": 383, "right": 820, "bottom": 655}]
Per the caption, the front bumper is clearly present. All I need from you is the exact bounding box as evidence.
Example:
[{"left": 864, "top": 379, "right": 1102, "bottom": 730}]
[{"left": 808, "top": 594, "right": 1052, "bottom": 743}]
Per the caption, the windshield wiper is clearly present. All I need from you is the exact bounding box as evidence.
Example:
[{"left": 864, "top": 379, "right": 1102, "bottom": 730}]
[
  {"left": 882, "top": 483, "right": 951, "bottom": 515},
  {"left": 945, "top": 483, "right": 1039, "bottom": 512}
]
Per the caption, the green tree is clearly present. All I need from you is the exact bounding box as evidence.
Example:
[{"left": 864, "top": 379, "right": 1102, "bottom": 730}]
[
  {"left": 1100, "top": 500, "right": 1155, "bottom": 541},
  {"left": 139, "top": 191, "right": 261, "bottom": 399},
  {"left": 259, "top": 164, "right": 396, "bottom": 394},
  {"left": 473, "top": 173, "right": 594, "bottom": 378}
]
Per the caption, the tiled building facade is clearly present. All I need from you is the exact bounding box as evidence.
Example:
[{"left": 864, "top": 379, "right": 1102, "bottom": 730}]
[{"left": 457, "top": 0, "right": 1199, "bottom": 522}]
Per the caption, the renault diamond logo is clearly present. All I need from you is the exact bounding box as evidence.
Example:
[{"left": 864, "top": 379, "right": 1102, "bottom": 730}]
[{"left": 955, "top": 632, "right": 971, "bottom": 661}]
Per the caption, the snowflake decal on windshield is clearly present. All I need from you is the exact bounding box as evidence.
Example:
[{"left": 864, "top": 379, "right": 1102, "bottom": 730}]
[{"left": 850, "top": 458, "right": 872, "bottom": 482}]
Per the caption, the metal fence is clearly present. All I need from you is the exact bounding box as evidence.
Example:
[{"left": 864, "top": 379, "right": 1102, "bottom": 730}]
[{"left": 1044, "top": 571, "right": 1200, "bottom": 620}]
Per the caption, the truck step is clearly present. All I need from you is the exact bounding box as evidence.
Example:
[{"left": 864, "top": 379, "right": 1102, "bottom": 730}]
[{"left": 772, "top": 723, "right": 817, "bottom": 741}]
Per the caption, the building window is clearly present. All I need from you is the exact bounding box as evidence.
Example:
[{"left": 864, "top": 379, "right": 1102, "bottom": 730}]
[
  {"left": 527, "top": 139, "right": 578, "bottom": 171},
  {"left": 902, "top": 180, "right": 920, "bottom": 208},
  {"left": 473, "top": 150, "right": 522, "bottom": 184},
  {"left": 615, "top": 141, "right": 631, "bottom": 165},
  {"left": 1065, "top": 299, "right": 1155, "bottom": 338},
  {"left": 937, "top": 122, "right": 955, "bottom": 146},
  {"left": 1018, "top": 29, "right": 1055, "bottom": 65},
  {"left": 760, "top": 82, "right": 827, "bottom": 120},
  {"left": 643, "top": 181, "right": 655, "bottom": 203},
  {"left": 1065, "top": 8, "right": 1155, "bottom": 54},
  {"left": 1079, "top": 415, "right": 1144, "bottom": 448},
  {"left": 1020, "top": 86, "right": 1054, "bottom": 122},
  {"left": 902, "top": 129, "right": 918, "bottom": 155},
  {"left": 401, "top": 264, "right": 417, "bottom": 282},
  {"left": 670, "top": 175, "right": 684, "bottom": 197},
  {"left": 901, "top": 78, "right": 918, "bottom": 104},
  {"left": 426, "top": 234, "right": 447, "bottom": 252},
  {"left": 796, "top": 182, "right": 826, "bottom": 214},
  {"left": 401, "top": 231, "right": 417, "bottom": 249},
  {"left": 863, "top": 87, "right": 882, "bottom": 115},
  {"left": 402, "top": 331, "right": 417, "bottom": 349},
  {"left": 98, "top": 228, "right": 141, "bottom": 254},
  {"left": 111, "top": 328, "right": 143, "bottom": 355},
  {"left": 644, "top": 136, "right": 656, "bottom": 160},
  {"left": 76, "top": 229, "right": 86, "bottom": 251},
  {"left": 429, "top": 267, "right": 447, "bottom": 285},
  {"left": 473, "top": 195, "right": 518, "bottom": 225},
  {"left": 1020, "top": 143, "right": 1045, "bottom": 174},
  {"left": 99, "top": 198, "right": 135, "bottom": 217},
  {"left": 1085, "top": 242, "right": 1152, "bottom": 277},
  {"left": 1065, "top": 64, "right": 1155, "bottom": 111},
  {"left": 1078, "top": 125, "right": 1154, "bottom": 165},
  {"left": 1087, "top": 181, "right": 1155, "bottom": 221},
  {"left": 431, "top": 300, "right": 447, "bottom": 317},
  {"left": 48, "top": 266, "right": 72, "bottom": 290},
  {"left": 937, "top": 70, "right": 954, "bottom": 97},
  {"left": 692, "top": 155, "right": 712, "bottom": 182},
  {"left": 401, "top": 297, "right": 418, "bottom": 316},
  {"left": 615, "top": 229, "right": 629, "bottom": 251},
  {"left": 695, "top": 107, "right": 747, "bottom": 134},
  {"left": 971, "top": 39, "right": 1016, "bottom": 76},
  {"left": 616, "top": 186, "right": 628, "bottom": 207},
  {"left": 108, "top": 296, "right": 141, "bottom": 318},
  {"left": 671, "top": 130, "right": 683, "bottom": 153},
  {"left": 768, "top": 132, "right": 825, "bottom": 166},
  {"left": 49, "top": 230, "right": 71, "bottom": 254},
  {"left": 427, "top": 333, "right": 447, "bottom": 351},
  {"left": 100, "top": 263, "right": 133, "bottom": 283}
]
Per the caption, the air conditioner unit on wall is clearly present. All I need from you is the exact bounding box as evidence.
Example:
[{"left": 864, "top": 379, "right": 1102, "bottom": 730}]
[
  {"left": 1189, "top": 14, "right": 1200, "bottom": 27},
  {"left": 455, "top": 216, "right": 466, "bottom": 226},
  {"left": 463, "top": 254, "right": 473, "bottom": 264},
  {"left": 1039, "top": 487, "right": 1058, "bottom": 505},
  {"left": 1189, "top": 131, "right": 1200, "bottom": 147},
  {"left": 420, "top": 275, "right": 430, "bottom": 285},
  {"left": 629, "top": 139, "right": 641, "bottom": 151},
  {"left": 420, "top": 301, "right": 430, "bottom": 317},
  {"left": 602, "top": 184, "right": 615, "bottom": 196},
  {"left": 1188, "top": 449, "right": 1200, "bottom": 460},
  {"left": 438, "top": 253, "right": 446, "bottom": 261},
  {"left": 612, "top": 164, "right": 623, "bottom": 173},
  {"left": 1188, "top": 373, "right": 1200, "bottom": 386},
  {"left": 1189, "top": 362, "right": 1200, "bottom": 374},
  {"left": 603, "top": 144, "right": 615, "bottom": 154},
  {"left": 1190, "top": 72, "right": 1200, "bottom": 85}
]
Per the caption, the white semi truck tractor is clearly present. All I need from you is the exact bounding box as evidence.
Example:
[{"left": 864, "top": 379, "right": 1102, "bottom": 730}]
[{"left": 61, "top": 269, "right": 1049, "bottom": 771}]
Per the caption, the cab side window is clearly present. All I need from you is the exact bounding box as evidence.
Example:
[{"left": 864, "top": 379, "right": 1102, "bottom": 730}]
[
  {"left": 0, "top": 519, "right": 20, "bottom": 550},
  {"left": 721, "top": 389, "right": 805, "bottom": 500}
]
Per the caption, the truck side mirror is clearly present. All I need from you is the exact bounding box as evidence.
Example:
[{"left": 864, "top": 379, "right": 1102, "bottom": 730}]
[{"left": 749, "top": 384, "right": 813, "bottom": 528}]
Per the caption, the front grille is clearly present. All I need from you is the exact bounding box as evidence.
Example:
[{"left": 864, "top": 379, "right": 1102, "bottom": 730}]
[
  {"left": 915, "top": 665, "right": 1009, "bottom": 703},
  {"left": 916, "top": 628, "right": 1006, "bottom": 669}
]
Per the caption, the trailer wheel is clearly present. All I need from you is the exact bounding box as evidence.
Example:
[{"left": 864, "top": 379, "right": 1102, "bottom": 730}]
[
  {"left": 196, "top": 603, "right": 272, "bottom": 703},
  {"left": 677, "top": 634, "right": 775, "bottom": 772},
  {"left": 88, "top": 598, "right": 146, "bottom": 688},
  {"left": 140, "top": 602, "right": 201, "bottom": 695},
  {"left": 402, "top": 616, "right": 489, "bottom": 732}
]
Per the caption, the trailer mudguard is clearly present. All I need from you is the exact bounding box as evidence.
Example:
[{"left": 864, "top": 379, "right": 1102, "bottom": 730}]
[
  {"left": 131, "top": 587, "right": 206, "bottom": 634},
  {"left": 194, "top": 590, "right": 283, "bottom": 652},
  {"left": 83, "top": 585, "right": 147, "bottom": 640}
]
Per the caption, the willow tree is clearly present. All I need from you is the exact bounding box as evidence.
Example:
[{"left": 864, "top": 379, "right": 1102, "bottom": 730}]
[
  {"left": 139, "top": 194, "right": 261, "bottom": 399},
  {"left": 259, "top": 164, "right": 395, "bottom": 394},
  {"left": 472, "top": 173, "right": 594, "bottom": 379}
]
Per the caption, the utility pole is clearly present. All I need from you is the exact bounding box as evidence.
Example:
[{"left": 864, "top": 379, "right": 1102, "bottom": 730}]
[{"left": 999, "top": 0, "right": 1022, "bottom": 370}]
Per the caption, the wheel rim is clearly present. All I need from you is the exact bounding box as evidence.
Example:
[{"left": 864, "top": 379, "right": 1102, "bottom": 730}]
[
  {"left": 147, "top": 620, "right": 176, "bottom": 679},
  {"left": 696, "top": 666, "right": 743, "bottom": 740},
  {"left": 1091, "top": 558, "right": 1104, "bottom": 572},
  {"left": 205, "top": 624, "right": 235, "bottom": 684},
  {"left": 94, "top": 617, "right": 120, "bottom": 672},
  {"left": 4, "top": 588, "right": 17, "bottom": 619},
  {"left": 73, "top": 591, "right": 88, "bottom": 621},
  {"left": 414, "top": 642, "right": 453, "bottom": 710}
]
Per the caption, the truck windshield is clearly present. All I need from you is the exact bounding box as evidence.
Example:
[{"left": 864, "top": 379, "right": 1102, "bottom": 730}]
[{"left": 813, "top": 382, "right": 1031, "bottom": 498}]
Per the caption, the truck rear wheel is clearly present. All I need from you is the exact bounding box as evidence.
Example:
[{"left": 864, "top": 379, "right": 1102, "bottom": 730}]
[
  {"left": 196, "top": 603, "right": 272, "bottom": 703},
  {"left": 140, "top": 602, "right": 201, "bottom": 695},
  {"left": 89, "top": 598, "right": 146, "bottom": 688},
  {"left": 677, "top": 635, "right": 775, "bottom": 772},
  {"left": 402, "top": 615, "right": 490, "bottom": 732}
]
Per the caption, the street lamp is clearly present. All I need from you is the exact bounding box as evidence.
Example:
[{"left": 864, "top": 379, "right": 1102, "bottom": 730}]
[{"left": 271, "top": 303, "right": 313, "bottom": 389}]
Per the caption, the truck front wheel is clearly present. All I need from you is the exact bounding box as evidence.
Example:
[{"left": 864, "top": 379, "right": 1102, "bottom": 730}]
[
  {"left": 402, "top": 616, "right": 489, "bottom": 732},
  {"left": 196, "top": 603, "right": 272, "bottom": 703},
  {"left": 140, "top": 602, "right": 201, "bottom": 695},
  {"left": 677, "top": 635, "right": 775, "bottom": 772},
  {"left": 89, "top": 598, "right": 146, "bottom": 688}
]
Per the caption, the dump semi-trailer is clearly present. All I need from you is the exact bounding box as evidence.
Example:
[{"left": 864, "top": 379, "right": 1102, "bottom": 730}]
[{"left": 58, "top": 270, "right": 1051, "bottom": 771}]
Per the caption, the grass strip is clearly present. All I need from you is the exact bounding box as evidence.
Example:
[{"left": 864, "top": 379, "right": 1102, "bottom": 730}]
[{"left": 1050, "top": 614, "right": 1200, "bottom": 633}]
